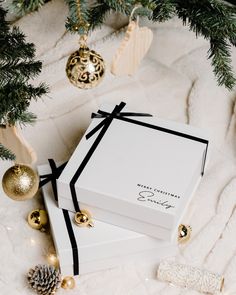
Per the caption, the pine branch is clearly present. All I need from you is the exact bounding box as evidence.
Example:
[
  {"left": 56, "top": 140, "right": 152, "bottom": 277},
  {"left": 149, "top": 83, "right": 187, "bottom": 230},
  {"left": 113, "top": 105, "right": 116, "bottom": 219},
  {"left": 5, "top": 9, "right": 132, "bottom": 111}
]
[
  {"left": 173, "top": 0, "right": 236, "bottom": 90},
  {"left": 7, "top": 111, "right": 36, "bottom": 125},
  {"left": 0, "top": 3, "right": 49, "bottom": 160},
  {"left": 0, "top": 2, "right": 9, "bottom": 33},
  {"left": 0, "top": 27, "right": 35, "bottom": 61},
  {"left": 0, "top": 82, "right": 48, "bottom": 118},
  {"left": 10, "top": 0, "right": 47, "bottom": 16},
  {"left": 175, "top": 0, "right": 236, "bottom": 40},
  {"left": 65, "top": 0, "right": 90, "bottom": 34},
  {"left": 103, "top": 0, "right": 134, "bottom": 15},
  {"left": 0, "top": 143, "right": 15, "bottom": 161},
  {"left": 209, "top": 38, "right": 236, "bottom": 89},
  {"left": 88, "top": 1, "right": 111, "bottom": 30},
  {"left": 152, "top": 0, "right": 175, "bottom": 22},
  {"left": 0, "top": 60, "right": 43, "bottom": 85}
]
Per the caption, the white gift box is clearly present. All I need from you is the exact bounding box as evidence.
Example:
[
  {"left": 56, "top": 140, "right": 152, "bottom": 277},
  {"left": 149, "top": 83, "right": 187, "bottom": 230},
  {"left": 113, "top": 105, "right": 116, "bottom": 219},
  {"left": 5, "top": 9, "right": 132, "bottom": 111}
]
[
  {"left": 39, "top": 162, "right": 176, "bottom": 276},
  {"left": 57, "top": 102, "right": 209, "bottom": 241}
]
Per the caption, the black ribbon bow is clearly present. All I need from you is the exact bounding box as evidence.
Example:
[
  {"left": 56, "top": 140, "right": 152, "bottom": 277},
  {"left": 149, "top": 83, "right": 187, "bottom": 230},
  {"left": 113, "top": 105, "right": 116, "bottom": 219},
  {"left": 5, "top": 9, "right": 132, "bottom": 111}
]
[
  {"left": 86, "top": 101, "right": 152, "bottom": 139},
  {"left": 39, "top": 159, "right": 67, "bottom": 202}
]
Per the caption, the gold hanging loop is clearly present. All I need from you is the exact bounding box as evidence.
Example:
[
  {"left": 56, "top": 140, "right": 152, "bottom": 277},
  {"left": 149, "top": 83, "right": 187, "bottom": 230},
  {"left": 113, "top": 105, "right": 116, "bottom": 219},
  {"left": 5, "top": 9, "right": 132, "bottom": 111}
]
[{"left": 79, "top": 34, "right": 88, "bottom": 47}]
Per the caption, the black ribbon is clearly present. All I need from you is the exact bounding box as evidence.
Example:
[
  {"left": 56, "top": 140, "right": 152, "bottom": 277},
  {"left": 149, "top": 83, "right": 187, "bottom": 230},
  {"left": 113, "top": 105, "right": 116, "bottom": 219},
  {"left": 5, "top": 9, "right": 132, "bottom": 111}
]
[{"left": 39, "top": 159, "right": 79, "bottom": 276}]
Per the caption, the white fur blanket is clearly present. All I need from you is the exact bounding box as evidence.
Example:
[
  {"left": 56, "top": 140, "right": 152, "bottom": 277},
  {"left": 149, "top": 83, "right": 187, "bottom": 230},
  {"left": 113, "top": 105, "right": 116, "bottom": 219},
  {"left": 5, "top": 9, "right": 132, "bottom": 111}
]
[{"left": 0, "top": 1, "right": 236, "bottom": 294}]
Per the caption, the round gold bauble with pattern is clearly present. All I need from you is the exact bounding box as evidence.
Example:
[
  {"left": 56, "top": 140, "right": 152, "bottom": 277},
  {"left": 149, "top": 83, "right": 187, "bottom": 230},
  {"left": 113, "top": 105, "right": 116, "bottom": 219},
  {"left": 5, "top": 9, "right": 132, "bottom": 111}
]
[
  {"left": 2, "top": 164, "right": 39, "bottom": 201},
  {"left": 28, "top": 209, "right": 48, "bottom": 231},
  {"left": 66, "top": 46, "right": 105, "bottom": 89}
]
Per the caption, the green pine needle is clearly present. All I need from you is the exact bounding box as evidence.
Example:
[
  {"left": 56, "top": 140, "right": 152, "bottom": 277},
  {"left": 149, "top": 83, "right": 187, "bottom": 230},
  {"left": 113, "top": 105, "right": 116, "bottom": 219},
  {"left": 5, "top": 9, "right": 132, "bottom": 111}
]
[
  {"left": 11, "top": 0, "right": 46, "bottom": 16},
  {"left": 152, "top": 0, "right": 175, "bottom": 22},
  {"left": 0, "top": 143, "right": 15, "bottom": 161}
]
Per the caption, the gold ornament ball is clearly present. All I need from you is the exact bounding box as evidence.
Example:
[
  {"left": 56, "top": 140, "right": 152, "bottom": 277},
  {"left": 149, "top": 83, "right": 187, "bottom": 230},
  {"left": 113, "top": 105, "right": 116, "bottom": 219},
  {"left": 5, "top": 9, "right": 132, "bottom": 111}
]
[
  {"left": 28, "top": 209, "right": 48, "bottom": 230},
  {"left": 2, "top": 164, "right": 39, "bottom": 201},
  {"left": 178, "top": 224, "right": 192, "bottom": 243},
  {"left": 61, "top": 276, "right": 76, "bottom": 290},
  {"left": 66, "top": 46, "right": 105, "bottom": 89},
  {"left": 74, "top": 210, "right": 94, "bottom": 228}
]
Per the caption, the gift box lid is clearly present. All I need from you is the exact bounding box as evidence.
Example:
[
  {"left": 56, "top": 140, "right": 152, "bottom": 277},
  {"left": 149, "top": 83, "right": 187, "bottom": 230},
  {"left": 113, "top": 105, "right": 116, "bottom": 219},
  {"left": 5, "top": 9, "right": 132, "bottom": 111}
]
[
  {"left": 39, "top": 162, "right": 176, "bottom": 276},
  {"left": 57, "top": 102, "right": 209, "bottom": 240}
]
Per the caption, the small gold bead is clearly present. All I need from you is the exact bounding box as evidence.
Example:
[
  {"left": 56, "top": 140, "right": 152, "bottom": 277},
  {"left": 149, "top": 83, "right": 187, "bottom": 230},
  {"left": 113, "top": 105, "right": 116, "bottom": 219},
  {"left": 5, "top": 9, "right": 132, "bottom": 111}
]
[
  {"left": 27, "top": 209, "right": 48, "bottom": 230},
  {"left": 73, "top": 25, "right": 79, "bottom": 31},
  {"left": 61, "top": 276, "right": 76, "bottom": 289},
  {"left": 178, "top": 224, "right": 192, "bottom": 243},
  {"left": 74, "top": 210, "right": 94, "bottom": 228}
]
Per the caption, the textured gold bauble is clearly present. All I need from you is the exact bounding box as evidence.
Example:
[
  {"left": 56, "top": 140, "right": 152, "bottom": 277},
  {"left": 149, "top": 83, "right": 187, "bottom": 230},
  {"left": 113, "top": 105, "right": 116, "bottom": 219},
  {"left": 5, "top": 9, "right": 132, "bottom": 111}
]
[
  {"left": 2, "top": 164, "right": 39, "bottom": 201},
  {"left": 61, "top": 276, "right": 76, "bottom": 290},
  {"left": 27, "top": 209, "right": 48, "bottom": 230},
  {"left": 74, "top": 210, "right": 94, "bottom": 228},
  {"left": 66, "top": 46, "right": 105, "bottom": 89},
  {"left": 178, "top": 224, "right": 192, "bottom": 243}
]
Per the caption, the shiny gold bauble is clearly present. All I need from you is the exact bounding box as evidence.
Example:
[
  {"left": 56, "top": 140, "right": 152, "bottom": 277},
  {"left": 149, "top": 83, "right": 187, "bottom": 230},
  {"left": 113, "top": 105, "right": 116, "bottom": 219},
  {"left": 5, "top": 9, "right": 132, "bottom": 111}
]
[
  {"left": 74, "top": 210, "right": 94, "bottom": 228},
  {"left": 27, "top": 209, "right": 48, "bottom": 230},
  {"left": 2, "top": 164, "right": 39, "bottom": 201},
  {"left": 178, "top": 224, "right": 192, "bottom": 243},
  {"left": 66, "top": 46, "right": 105, "bottom": 89},
  {"left": 61, "top": 276, "right": 76, "bottom": 290}
]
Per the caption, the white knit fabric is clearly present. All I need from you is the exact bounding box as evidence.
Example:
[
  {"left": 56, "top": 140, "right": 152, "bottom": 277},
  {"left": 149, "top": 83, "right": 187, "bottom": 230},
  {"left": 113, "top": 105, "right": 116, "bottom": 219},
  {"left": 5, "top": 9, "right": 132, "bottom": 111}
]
[{"left": 0, "top": 1, "right": 236, "bottom": 294}]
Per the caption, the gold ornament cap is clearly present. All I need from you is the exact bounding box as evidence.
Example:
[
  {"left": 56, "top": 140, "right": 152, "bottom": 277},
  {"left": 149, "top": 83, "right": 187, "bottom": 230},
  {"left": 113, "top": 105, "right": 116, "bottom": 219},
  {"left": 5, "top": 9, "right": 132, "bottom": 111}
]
[
  {"left": 2, "top": 164, "right": 39, "bottom": 201},
  {"left": 178, "top": 224, "right": 192, "bottom": 243},
  {"left": 74, "top": 210, "right": 94, "bottom": 228},
  {"left": 27, "top": 209, "right": 48, "bottom": 231},
  {"left": 61, "top": 276, "right": 76, "bottom": 289}
]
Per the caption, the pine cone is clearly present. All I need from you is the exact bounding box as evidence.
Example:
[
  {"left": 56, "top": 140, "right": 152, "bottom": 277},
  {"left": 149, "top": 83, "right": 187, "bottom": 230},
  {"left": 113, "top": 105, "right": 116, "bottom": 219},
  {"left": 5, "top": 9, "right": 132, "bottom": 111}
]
[{"left": 27, "top": 264, "right": 61, "bottom": 295}]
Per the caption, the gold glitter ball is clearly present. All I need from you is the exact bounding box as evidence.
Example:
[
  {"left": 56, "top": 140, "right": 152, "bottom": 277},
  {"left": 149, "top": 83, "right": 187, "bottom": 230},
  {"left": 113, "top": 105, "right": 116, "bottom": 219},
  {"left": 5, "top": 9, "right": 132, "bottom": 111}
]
[
  {"left": 2, "top": 164, "right": 39, "bottom": 201},
  {"left": 66, "top": 46, "right": 105, "bottom": 89}
]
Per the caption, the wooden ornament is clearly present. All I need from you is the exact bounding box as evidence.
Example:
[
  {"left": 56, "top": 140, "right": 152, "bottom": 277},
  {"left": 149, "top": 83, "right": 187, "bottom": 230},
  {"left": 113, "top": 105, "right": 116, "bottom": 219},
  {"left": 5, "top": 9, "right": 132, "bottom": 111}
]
[
  {"left": 111, "top": 20, "right": 153, "bottom": 76},
  {"left": 0, "top": 125, "right": 36, "bottom": 164}
]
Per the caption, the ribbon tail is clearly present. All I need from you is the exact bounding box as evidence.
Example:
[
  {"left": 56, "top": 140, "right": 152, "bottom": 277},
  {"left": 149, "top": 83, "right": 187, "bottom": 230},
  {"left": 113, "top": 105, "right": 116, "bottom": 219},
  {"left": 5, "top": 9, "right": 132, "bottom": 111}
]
[
  {"left": 119, "top": 112, "right": 152, "bottom": 117},
  {"left": 86, "top": 117, "right": 109, "bottom": 140},
  {"left": 39, "top": 176, "right": 53, "bottom": 188}
]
